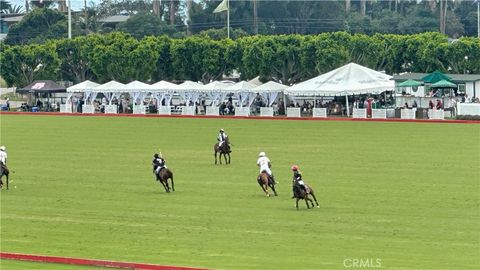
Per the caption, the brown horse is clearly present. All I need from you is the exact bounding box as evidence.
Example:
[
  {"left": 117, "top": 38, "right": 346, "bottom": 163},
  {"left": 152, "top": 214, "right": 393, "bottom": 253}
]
[
  {"left": 154, "top": 168, "right": 174, "bottom": 193},
  {"left": 0, "top": 164, "right": 9, "bottom": 190},
  {"left": 214, "top": 136, "right": 231, "bottom": 164},
  {"left": 257, "top": 171, "right": 277, "bottom": 197},
  {"left": 292, "top": 182, "right": 319, "bottom": 210}
]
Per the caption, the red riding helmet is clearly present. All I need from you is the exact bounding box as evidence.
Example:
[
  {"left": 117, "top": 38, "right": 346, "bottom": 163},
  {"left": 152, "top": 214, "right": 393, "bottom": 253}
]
[{"left": 291, "top": 165, "right": 299, "bottom": 171}]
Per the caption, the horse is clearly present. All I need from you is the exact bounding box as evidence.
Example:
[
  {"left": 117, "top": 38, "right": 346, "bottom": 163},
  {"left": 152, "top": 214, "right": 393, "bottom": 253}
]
[
  {"left": 257, "top": 171, "right": 277, "bottom": 197},
  {"left": 154, "top": 168, "right": 175, "bottom": 193},
  {"left": 214, "top": 136, "right": 231, "bottom": 165},
  {"left": 292, "top": 182, "right": 319, "bottom": 210},
  {"left": 0, "top": 164, "right": 10, "bottom": 190}
]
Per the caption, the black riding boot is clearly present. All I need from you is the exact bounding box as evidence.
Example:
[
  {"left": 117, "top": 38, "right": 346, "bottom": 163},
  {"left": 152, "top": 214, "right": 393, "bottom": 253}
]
[{"left": 270, "top": 174, "right": 278, "bottom": 185}]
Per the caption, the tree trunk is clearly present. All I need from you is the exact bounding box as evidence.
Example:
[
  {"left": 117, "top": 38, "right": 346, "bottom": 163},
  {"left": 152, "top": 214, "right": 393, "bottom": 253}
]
[
  {"left": 186, "top": 0, "right": 192, "bottom": 34},
  {"left": 345, "top": 0, "right": 351, "bottom": 13},
  {"left": 169, "top": 0, "right": 176, "bottom": 25},
  {"left": 58, "top": 0, "right": 67, "bottom": 12},
  {"left": 153, "top": 0, "right": 161, "bottom": 17},
  {"left": 440, "top": 0, "right": 446, "bottom": 34},
  {"left": 360, "top": 0, "right": 366, "bottom": 16}
]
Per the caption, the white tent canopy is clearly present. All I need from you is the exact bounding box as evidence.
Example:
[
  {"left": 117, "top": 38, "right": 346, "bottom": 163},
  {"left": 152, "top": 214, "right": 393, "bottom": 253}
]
[
  {"left": 151, "top": 80, "right": 177, "bottom": 91},
  {"left": 94, "top": 80, "right": 126, "bottom": 93},
  {"left": 226, "top": 81, "right": 256, "bottom": 92},
  {"left": 200, "top": 80, "right": 235, "bottom": 91},
  {"left": 66, "top": 80, "right": 100, "bottom": 93},
  {"left": 171, "top": 80, "right": 202, "bottom": 91},
  {"left": 285, "top": 62, "right": 394, "bottom": 96},
  {"left": 65, "top": 80, "right": 101, "bottom": 105},
  {"left": 120, "top": 81, "right": 156, "bottom": 106},
  {"left": 93, "top": 80, "right": 126, "bottom": 105},
  {"left": 253, "top": 81, "right": 288, "bottom": 92},
  {"left": 120, "top": 80, "right": 156, "bottom": 92},
  {"left": 248, "top": 76, "right": 263, "bottom": 86}
]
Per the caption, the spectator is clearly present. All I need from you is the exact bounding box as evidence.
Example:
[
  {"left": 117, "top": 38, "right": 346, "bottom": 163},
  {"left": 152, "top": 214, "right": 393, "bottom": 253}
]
[
  {"left": 428, "top": 100, "right": 434, "bottom": 109},
  {"left": 450, "top": 97, "right": 457, "bottom": 117},
  {"left": 6, "top": 98, "right": 10, "bottom": 111},
  {"left": 412, "top": 100, "right": 418, "bottom": 108},
  {"left": 436, "top": 99, "right": 443, "bottom": 110},
  {"left": 219, "top": 102, "right": 226, "bottom": 115}
]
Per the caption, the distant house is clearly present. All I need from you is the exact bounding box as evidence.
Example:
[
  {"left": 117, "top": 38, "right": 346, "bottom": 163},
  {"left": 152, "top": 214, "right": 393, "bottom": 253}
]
[
  {"left": 392, "top": 73, "right": 480, "bottom": 98},
  {"left": 99, "top": 15, "right": 130, "bottom": 27},
  {"left": 0, "top": 14, "right": 24, "bottom": 40}
]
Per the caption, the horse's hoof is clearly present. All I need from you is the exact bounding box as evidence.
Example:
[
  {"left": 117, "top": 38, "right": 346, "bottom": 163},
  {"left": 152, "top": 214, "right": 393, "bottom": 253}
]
[
  {"left": 266, "top": 194, "right": 270, "bottom": 197},
  {"left": 317, "top": 206, "right": 320, "bottom": 208}
]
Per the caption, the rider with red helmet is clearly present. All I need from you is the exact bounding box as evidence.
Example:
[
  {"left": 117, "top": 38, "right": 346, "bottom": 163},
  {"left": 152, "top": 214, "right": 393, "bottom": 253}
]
[{"left": 291, "top": 165, "right": 307, "bottom": 197}]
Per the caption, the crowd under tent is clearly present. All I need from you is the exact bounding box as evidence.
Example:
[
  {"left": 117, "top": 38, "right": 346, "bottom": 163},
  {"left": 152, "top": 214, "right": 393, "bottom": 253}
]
[
  {"left": 171, "top": 80, "right": 203, "bottom": 107},
  {"left": 64, "top": 80, "right": 100, "bottom": 112},
  {"left": 285, "top": 62, "right": 394, "bottom": 115},
  {"left": 252, "top": 81, "right": 288, "bottom": 107},
  {"left": 225, "top": 81, "right": 257, "bottom": 107},
  {"left": 200, "top": 81, "right": 236, "bottom": 106}
]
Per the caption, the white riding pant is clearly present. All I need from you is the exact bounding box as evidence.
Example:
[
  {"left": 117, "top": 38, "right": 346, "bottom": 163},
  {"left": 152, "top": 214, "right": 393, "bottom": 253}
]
[
  {"left": 260, "top": 167, "right": 272, "bottom": 176},
  {"left": 155, "top": 166, "right": 167, "bottom": 174}
]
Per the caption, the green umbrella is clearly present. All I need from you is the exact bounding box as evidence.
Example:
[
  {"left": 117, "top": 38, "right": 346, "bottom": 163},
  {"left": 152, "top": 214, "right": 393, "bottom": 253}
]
[
  {"left": 398, "top": 79, "right": 422, "bottom": 87},
  {"left": 431, "top": 79, "right": 457, "bottom": 88},
  {"left": 421, "top": 71, "right": 452, "bottom": 83}
]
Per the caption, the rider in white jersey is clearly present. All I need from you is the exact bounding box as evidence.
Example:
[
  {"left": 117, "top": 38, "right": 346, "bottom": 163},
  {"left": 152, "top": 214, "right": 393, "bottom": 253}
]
[{"left": 256, "top": 152, "right": 276, "bottom": 184}]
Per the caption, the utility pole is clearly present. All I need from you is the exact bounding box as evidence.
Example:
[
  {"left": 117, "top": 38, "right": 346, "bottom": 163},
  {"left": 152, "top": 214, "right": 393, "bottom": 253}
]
[
  {"left": 84, "top": 0, "right": 88, "bottom": 34},
  {"left": 186, "top": 0, "right": 192, "bottom": 35},
  {"left": 68, "top": 0, "right": 72, "bottom": 38},
  {"left": 477, "top": 0, "right": 479, "bottom": 38},
  {"left": 253, "top": 0, "right": 258, "bottom": 34}
]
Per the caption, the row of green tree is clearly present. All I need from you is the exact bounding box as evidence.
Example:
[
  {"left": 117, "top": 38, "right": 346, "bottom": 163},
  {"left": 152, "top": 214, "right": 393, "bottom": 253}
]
[
  {"left": 1, "top": 31, "right": 479, "bottom": 87},
  {"left": 3, "top": 0, "right": 479, "bottom": 46}
]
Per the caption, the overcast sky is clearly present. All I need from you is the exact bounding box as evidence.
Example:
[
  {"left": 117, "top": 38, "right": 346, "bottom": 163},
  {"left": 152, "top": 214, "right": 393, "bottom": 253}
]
[{"left": 9, "top": 0, "right": 100, "bottom": 12}]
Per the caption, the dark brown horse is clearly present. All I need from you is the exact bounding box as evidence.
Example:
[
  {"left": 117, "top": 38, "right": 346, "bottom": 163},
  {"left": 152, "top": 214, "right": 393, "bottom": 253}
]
[
  {"left": 292, "top": 182, "right": 319, "bottom": 210},
  {"left": 154, "top": 168, "right": 174, "bottom": 193},
  {"left": 214, "top": 136, "right": 231, "bottom": 164},
  {"left": 0, "top": 164, "right": 9, "bottom": 190},
  {"left": 257, "top": 171, "right": 277, "bottom": 197}
]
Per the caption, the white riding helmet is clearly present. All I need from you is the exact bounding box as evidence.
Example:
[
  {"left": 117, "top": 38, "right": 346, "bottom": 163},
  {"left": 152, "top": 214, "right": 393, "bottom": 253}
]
[
  {"left": 0, "top": 146, "right": 5, "bottom": 151},
  {"left": 220, "top": 128, "right": 224, "bottom": 132},
  {"left": 258, "top": 152, "right": 266, "bottom": 157}
]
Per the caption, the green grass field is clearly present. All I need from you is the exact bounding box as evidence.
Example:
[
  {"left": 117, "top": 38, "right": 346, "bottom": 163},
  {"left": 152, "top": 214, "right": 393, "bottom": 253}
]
[{"left": 1, "top": 115, "right": 479, "bottom": 270}]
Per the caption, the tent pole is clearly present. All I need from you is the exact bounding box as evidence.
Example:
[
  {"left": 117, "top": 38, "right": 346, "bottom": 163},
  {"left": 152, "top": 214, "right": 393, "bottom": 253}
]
[
  {"left": 345, "top": 93, "right": 350, "bottom": 117},
  {"left": 283, "top": 92, "right": 287, "bottom": 115}
]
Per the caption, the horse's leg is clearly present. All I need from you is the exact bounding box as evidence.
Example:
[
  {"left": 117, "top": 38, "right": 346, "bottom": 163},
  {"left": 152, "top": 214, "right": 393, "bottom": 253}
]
[
  {"left": 226, "top": 152, "right": 231, "bottom": 164},
  {"left": 269, "top": 182, "right": 278, "bottom": 196},
  {"left": 159, "top": 179, "right": 169, "bottom": 193},
  {"left": 5, "top": 174, "right": 8, "bottom": 190},
  {"left": 296, "top": 198, "right": 300, "bottom": 210},
  {"left": 310, "top": 193, "right": 320, "bottom": 208},
  {"left": 258, "top": 182, "right": 269, "bottom": 197},
  {"left": 304, "top": 197, "right": 311, "bottom": 209},
  {"left": 170, "top": 175, "right": 174, "bottom": 192}
]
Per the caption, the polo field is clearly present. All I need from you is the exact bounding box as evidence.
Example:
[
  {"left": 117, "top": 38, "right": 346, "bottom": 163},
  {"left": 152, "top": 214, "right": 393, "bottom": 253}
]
[{"left": 0, "top": 114, "right": 478, "bottom": 269}]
